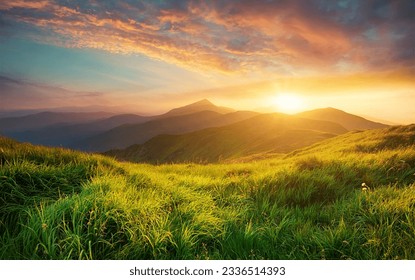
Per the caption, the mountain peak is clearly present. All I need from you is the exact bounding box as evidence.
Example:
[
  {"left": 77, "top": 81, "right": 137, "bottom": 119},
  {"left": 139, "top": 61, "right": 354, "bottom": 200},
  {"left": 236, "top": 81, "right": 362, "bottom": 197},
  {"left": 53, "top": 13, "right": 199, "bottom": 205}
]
[
  {"left": 190, "top": 99, "right": 214, "bottom": 106},
  {"left": 305, "top": 107, "right": 344, "bottom": 113},
  {"left": 162, "top": 99, "right": 234, "bottom": 118}
]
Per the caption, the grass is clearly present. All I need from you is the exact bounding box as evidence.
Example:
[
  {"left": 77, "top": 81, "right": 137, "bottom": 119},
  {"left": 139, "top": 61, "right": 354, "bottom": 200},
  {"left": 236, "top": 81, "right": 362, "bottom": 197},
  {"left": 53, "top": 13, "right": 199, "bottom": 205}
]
[{"left": 1, "top": 124, "right": 415, "bottom": 259}]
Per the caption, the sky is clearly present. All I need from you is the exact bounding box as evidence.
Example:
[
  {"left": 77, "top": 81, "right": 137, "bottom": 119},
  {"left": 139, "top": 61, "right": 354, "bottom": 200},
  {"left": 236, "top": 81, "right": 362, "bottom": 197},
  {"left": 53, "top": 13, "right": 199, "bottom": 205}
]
[{"left": 0, "top": 0, "right": 414, "bottom": 123}]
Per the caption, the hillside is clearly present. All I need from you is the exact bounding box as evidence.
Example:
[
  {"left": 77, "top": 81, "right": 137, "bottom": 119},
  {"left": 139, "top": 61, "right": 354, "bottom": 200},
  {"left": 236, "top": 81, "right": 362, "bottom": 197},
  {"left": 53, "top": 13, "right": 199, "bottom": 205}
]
[
  {"left": 78, "top": 110, "right": 258, "bottom": 152},
  {"left": 296, "top": 107, "right": 388, "bottom": 131},
  {"left": 105, "top": 113, "right": 348, "bottom": 163},
  {"left": 1, "top": 125, "right": 415, "bottom": 260}
]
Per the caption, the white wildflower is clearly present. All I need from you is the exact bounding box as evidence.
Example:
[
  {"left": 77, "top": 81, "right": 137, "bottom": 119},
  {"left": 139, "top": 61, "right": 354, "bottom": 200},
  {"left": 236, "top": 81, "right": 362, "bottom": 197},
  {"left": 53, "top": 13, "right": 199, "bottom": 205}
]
[{"left": 361, "top": 182, "right": 370, "bottom": 192}]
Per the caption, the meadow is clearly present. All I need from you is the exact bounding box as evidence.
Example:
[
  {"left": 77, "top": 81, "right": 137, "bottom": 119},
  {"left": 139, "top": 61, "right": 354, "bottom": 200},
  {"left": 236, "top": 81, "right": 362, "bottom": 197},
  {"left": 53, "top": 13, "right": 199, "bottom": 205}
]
[{"left": 1, "top": 124, "right": 415, "bottom": 259}]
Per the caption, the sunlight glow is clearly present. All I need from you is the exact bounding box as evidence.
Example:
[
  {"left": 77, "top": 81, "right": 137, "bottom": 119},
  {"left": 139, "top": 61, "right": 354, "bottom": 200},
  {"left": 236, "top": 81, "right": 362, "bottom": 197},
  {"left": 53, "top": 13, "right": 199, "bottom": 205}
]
[{"left": 273, "top": 94, "right": 305, "bottom": 114}]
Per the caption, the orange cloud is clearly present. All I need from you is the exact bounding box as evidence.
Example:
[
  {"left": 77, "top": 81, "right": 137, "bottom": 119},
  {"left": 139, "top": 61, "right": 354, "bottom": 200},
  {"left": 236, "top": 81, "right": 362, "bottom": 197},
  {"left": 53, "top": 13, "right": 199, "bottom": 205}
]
[
  {"left": 1, "top": 0, "right": 413, "bottom": 75},
  {"left": 0, "top": 0, "right": 49, "bottom": 10}
]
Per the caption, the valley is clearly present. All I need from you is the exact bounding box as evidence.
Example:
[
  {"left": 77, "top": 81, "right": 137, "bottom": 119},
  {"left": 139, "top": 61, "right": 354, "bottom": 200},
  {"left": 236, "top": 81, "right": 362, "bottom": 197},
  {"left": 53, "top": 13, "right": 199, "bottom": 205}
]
[{"left": 0, "top": 99, "right": 389, "bottom": 158}]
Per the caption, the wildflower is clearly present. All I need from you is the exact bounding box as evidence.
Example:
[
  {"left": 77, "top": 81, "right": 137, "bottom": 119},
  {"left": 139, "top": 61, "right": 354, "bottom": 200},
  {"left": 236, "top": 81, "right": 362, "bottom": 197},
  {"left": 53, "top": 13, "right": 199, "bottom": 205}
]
[{"left": 361, "top": 183, "right": 370, "bottom": 192}]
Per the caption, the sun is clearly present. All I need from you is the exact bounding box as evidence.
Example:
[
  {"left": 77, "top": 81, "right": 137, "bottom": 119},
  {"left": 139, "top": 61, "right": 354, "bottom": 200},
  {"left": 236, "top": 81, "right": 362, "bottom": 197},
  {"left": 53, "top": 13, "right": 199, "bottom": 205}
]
[{"left": 273, "top": 94, "right": 305, "bottom": 114}]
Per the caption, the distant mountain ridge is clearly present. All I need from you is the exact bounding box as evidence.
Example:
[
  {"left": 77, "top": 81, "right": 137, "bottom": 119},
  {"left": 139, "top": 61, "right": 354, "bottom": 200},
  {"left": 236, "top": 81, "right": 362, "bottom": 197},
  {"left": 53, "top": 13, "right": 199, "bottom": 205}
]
[
  {"left": 104, "top": 113, "right": 348, "bottom": 163},
  {"left": 76, "top": 110, "right": 258, "bottom": 152},
  {"left": 9, "top": 114, "right": 150, "bottom": 147},
  {"left": 0, "top": 99, "right": 241, "bottom": 150},
  {"left": 296, "top": 107, "right": 388, "bottom": 131},
  {"left": 0, "top": 100, "right": 389, "bottom": 158},
  {"left": 0, "top": 111, "right": 115, "bottom": 133}
]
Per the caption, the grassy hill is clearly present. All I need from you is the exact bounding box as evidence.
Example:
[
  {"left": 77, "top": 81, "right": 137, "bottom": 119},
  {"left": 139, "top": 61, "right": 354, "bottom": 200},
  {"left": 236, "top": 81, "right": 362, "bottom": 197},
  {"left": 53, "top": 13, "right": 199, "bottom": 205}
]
[
  {"left": 0, "top": 125, "right": 415, "bottom": 259},
  {"left": 1, "top": 124, "right": 415, "bottom": 260},
  {"left": 105, "top": 113, "right": 347, "bottom": 163}
]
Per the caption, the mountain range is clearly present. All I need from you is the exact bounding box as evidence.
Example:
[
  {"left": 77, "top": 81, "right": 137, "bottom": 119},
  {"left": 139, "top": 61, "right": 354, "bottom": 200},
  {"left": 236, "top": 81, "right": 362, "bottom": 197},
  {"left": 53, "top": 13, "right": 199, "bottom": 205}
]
[
  {"left": 104, "top": 113, "right": 348, "bottom": 163},
  {"left": 0, "top": 99, "right": 390, "bottom": 162},
  {"left": 8, "top": 114, "right": 151, "bottom": 147},
  {"left": 75, "top": 109, "right": 258, "bottom": 152},
  {"left": 296, "top": 107, "right": 387, "bottom": 131},
  {"left": 0, "top": 111, "right": 115, "bottom": 133}
]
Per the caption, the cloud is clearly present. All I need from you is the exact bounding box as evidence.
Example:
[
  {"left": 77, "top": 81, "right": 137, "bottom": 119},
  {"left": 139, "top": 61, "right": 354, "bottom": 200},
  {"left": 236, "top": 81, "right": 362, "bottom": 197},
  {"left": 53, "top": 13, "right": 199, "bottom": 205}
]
[{"left": 0, "top": 0, "right": 413, "bottom": 74}]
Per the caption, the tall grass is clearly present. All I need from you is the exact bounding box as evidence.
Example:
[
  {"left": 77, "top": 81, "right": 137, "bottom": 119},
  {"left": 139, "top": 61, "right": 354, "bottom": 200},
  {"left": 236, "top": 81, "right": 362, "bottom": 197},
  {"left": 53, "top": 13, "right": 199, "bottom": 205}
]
[{"left": 1, "top": 125, "right": 415, "bottom": 259}]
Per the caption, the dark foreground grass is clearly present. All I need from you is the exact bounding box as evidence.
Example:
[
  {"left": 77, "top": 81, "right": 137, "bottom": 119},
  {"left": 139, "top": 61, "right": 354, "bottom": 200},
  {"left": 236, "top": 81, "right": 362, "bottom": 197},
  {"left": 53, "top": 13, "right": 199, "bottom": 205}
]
[{"left": 1, "top": 125, "right": 415, "bottom": 259}]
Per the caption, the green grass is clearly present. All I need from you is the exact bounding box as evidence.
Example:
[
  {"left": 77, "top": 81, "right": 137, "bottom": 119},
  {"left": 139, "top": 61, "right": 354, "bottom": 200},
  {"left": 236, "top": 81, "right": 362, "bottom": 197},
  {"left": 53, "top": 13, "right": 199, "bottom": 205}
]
[{"left": 1, "top": 124, "right": 415, "bottom": 259}]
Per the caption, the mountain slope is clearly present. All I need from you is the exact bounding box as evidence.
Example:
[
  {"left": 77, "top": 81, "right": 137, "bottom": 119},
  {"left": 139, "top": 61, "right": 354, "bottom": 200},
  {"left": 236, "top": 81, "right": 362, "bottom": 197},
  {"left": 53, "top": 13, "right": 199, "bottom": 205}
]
[
  {"left": 296, "top": 107, "right": 388, "bottom": 131},
  {"left": 78, "top": 110, "right": 258, "bottom": 152},
  {"left": 105, "top": 113, "right": 348, "bottom": 163},
  {"left": 90, "top": 114, "right": 151, "bottom": 129}
]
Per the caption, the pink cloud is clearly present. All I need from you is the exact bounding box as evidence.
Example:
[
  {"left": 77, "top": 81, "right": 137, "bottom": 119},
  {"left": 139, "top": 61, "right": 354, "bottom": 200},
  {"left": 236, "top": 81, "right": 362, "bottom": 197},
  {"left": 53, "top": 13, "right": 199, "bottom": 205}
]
[{"left": 1, "top": 0, "right": 413, "bottom": 75}]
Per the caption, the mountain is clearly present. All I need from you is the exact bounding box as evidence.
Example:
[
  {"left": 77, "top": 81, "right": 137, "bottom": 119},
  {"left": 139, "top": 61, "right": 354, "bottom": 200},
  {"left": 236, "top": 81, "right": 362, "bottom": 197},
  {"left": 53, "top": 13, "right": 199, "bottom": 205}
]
[
  {"left": 9, "top": 114, "right": 150, "bottom": 147},
  {"left": 77, "top": 110, "right": 258, "bottom": 152},
  {"left": 0, "top": 101, "right": 391, "bottom": 156},
  {"left": 0, "top": 100, "right": 249, "bottom": 151},
  {"left": 296, "top": 107, "right": 388, "bottom": 131},
  {"left": 160, "top": 99, "right": 234, "bottom": 118},
  {"left": 0, "top": 111, "right": 115, "bottom": 134},
  {"left": 104, "top": 113, "right": 348, "bottom": 163}
]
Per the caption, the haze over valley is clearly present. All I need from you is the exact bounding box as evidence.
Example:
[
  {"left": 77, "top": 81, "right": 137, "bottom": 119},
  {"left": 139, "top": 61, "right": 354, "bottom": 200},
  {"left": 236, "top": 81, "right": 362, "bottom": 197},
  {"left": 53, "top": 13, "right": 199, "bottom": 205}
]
[{"left": 0, "top": 99, "right": 390, "bottom": 162}]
